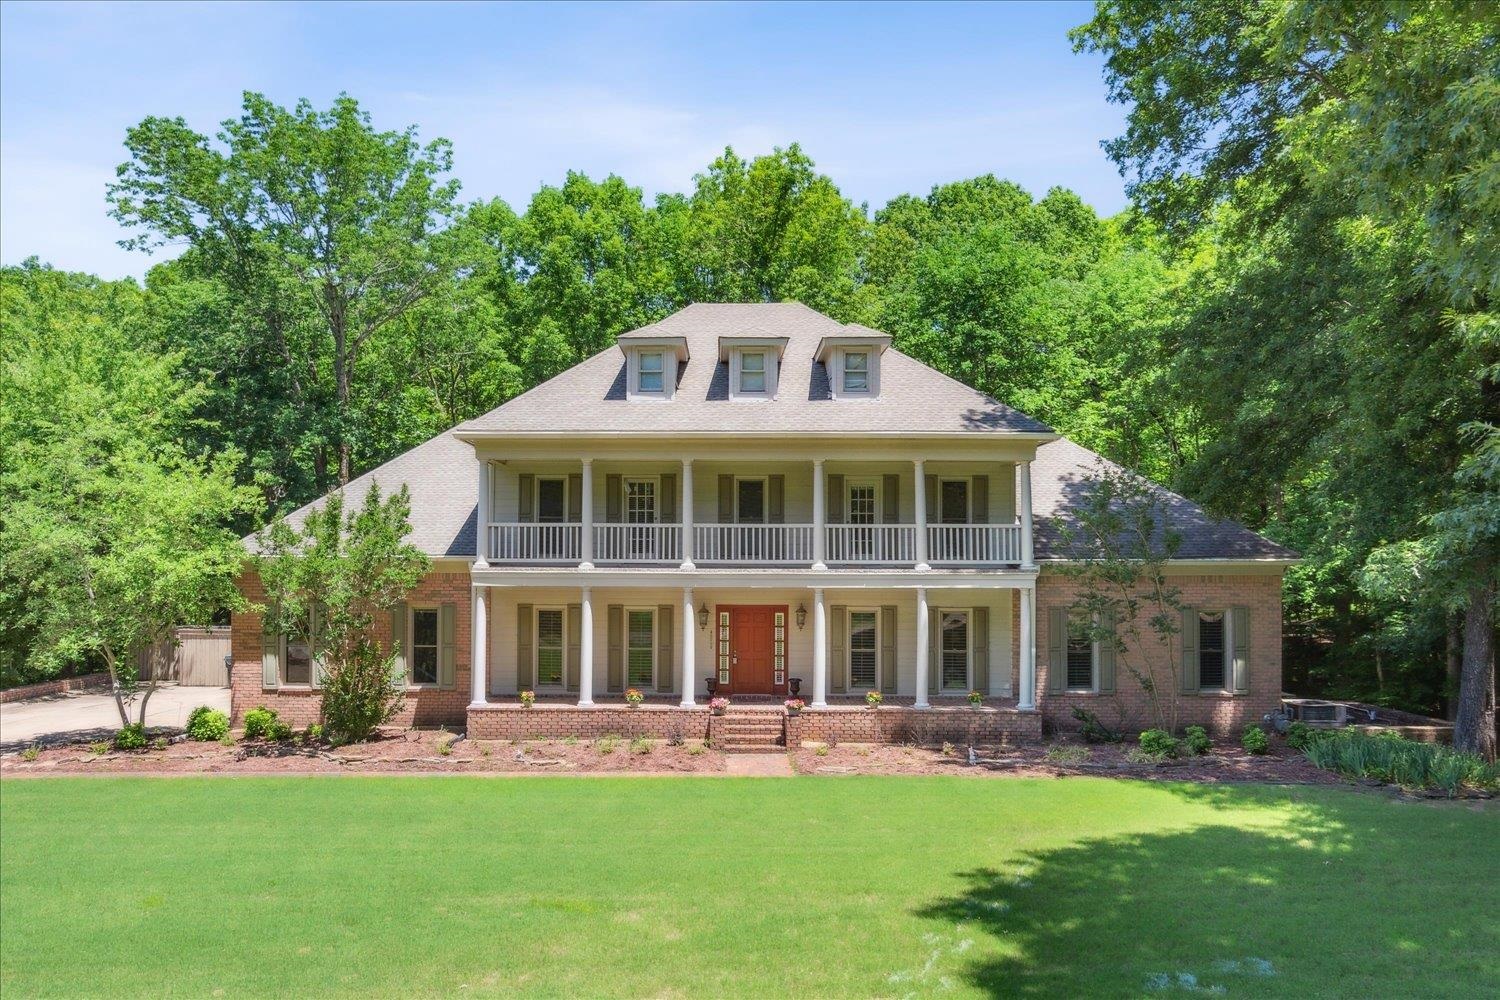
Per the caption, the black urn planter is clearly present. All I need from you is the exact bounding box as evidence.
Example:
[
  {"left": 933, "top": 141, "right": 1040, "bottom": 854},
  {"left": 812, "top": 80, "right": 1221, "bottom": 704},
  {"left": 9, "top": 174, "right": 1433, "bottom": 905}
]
[{"left": 789, "top": 677, "right": 803, "bottom": 697}]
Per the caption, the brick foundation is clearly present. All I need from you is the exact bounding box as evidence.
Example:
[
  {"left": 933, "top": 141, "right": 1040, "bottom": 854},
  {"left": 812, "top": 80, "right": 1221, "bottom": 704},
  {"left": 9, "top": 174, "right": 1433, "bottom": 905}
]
[
  {"left": 467, "top": 704, "right": 710, "bottom": 741},
  {"left": 788, "top": 706, "right": 1041, "bottom": 746},
  {"left": 0, "top": 672, "right": 109, "bottom": 704}
]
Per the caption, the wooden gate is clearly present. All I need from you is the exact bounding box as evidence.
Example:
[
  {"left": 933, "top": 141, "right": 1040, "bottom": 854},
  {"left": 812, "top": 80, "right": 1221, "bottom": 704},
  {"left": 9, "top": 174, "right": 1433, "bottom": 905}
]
[{"left": 137, "top": 627, "right": 231, "bottom": 686}]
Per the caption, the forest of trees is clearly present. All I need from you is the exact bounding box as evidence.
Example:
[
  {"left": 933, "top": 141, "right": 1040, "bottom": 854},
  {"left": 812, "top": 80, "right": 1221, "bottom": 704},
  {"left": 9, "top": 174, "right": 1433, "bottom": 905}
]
[{"left": 1, "top": 4, "right": 1494, "bottom": 748}]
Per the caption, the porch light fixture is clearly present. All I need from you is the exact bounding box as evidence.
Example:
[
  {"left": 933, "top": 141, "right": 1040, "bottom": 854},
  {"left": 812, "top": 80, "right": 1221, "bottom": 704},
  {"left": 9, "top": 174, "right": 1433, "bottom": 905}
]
[
  {"left": 795, "top": 603, "right": 807, "bottom": 630},
  {"left": 698, "top": 603, "right": 710, "bottom": 631}
]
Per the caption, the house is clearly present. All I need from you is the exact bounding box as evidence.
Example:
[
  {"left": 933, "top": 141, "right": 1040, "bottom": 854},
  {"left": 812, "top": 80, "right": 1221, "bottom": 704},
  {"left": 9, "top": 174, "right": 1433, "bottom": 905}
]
[{"left": 231, "top": 303, "right": 1295, "bottom": 747}]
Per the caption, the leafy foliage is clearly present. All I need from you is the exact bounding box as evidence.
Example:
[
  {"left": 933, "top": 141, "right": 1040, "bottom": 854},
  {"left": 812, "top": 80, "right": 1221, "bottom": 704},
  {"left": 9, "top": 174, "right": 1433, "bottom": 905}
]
[
  {"left": 113, "top": 723, "right": 148, "bottom": 751},
  {"left": 1240, "top": 726, "right": 1269, "bottom": 756},
  {"left": 1137, "top": 728, "right": 1180, "bottom": 759},
  {"left": 242, "top": 706, "right": 277, "bottom": 740},
  {"left": 185, "top": 706, "right": 230, "bottom": 742}
]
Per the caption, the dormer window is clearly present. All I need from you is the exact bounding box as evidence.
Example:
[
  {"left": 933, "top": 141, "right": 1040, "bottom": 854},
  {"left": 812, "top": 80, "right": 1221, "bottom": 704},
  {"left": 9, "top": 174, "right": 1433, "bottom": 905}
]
[
  {"left": 843, "top": 351, "right": 869, "bottom": 393},
  {"left": 637, "top": 352, "right": 664, "bottom": 394},
  {"left": 739, "top": 352, "right": 767, "bottom": 393}
]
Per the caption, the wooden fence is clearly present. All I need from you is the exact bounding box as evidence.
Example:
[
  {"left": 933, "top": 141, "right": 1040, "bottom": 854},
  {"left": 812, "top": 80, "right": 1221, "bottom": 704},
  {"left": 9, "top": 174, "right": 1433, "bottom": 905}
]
[{"left": 136, "top": 627, "right": 231, "bottom": 686}]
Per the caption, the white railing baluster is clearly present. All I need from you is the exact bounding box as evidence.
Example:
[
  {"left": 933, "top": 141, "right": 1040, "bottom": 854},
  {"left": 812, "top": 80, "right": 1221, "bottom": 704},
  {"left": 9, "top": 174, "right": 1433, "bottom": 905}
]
[{"left": 923, "top": 523, "right": 1023, "bottom": 566}]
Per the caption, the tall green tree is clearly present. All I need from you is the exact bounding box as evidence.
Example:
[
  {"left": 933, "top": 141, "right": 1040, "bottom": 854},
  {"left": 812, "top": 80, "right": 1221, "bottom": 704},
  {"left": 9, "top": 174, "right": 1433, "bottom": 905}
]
[{"left": 110, "top": 92, "right": 472, "bottom": 499}]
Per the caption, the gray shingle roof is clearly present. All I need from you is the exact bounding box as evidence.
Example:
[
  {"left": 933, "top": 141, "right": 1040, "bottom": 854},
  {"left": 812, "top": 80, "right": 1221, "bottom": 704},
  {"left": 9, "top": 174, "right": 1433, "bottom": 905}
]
[
  {"left": 454, "top": 303, "right": 1054, "bottom": 436},
  {"left": 1031, "top": 438, "right": 1297, "bottom": 561}
]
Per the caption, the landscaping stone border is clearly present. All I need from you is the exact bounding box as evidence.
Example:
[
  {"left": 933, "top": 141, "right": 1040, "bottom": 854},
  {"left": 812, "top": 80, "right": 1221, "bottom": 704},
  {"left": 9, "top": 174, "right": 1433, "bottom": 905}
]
[{"left": 0, "top": 673, "right": 109, "bottom": 704}]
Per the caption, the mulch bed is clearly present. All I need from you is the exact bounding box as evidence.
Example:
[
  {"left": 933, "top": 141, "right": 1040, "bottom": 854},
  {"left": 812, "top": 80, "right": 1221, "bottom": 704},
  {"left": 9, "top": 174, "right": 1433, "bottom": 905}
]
[{"left": 0, "top": 728, "right": 726, "bottom": 775}]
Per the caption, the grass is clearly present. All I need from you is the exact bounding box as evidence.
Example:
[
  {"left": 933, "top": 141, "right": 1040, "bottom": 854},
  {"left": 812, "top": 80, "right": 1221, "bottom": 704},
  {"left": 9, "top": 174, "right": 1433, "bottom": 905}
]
[{"left": 1, "top": 777, "right": 1496, "bottom": 998}]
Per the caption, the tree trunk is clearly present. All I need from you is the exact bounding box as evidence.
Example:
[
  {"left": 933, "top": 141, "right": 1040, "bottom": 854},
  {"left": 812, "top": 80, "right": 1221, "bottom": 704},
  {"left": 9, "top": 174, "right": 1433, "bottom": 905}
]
[
  {"left": 1453, "top": 578, "right": 1497, "bottom": 761},
  {"left": 1446, "top": 614, "right": 1463, "bottom": 720},
  {"left": 102, "top": 645, "right": 129, "bottom": 728}
]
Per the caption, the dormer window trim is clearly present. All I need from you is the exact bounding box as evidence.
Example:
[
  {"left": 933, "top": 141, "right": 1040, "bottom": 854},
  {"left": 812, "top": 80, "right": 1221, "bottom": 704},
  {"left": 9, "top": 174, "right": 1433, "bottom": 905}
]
[
  {"left": 842, "top": 350, "right": 870, "bottom": 394},
  {"left": 720, "top": 334, "right": 787, "bottom": 401},
  {"left": 618, "top": 335, "right": 688, "bottom": 402},
  {"left": 816, "top": 327, "right": 891, "bottom": 401},
  {"left": 637, "top": 351, "right": 665, "bottom": 394}
]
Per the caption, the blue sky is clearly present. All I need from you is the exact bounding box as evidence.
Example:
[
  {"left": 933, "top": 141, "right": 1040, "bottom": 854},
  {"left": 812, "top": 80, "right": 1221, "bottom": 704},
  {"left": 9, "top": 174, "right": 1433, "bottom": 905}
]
[{"left": 0, "top": 1, "right": 1126, "bottom": 279}]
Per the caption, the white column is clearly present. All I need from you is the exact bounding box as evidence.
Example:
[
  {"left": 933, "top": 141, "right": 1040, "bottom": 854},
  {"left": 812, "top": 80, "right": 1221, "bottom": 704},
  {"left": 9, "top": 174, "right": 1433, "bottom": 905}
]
[
  {"left": 1019, "top": 584, "right": 1036, "bottom": 710},
  {"left": 579, "top": 458, "right": 595, "bottom": 569},
  {"left": 680, "top": 459, "right": 695, "bottom": 570},
  {"left": 1018, "top": 459, "right": 1035, "bottom": 569},
  {"left": 812, "top": 459, "right": 827, "bottom": 570},
  {"left": 475, "top": 458, "right": 491, "bottom": 568},
  {"left": 577, "top": 587, "right": 594, "bottom": 706},
  {"left": 914, "top": 586, "right": 930, "bottom": 708},
  {"left": 680, "top": 587, "right": 697, "bottom": 706},
  {"left": 811, "top": 588, "right": 827, "bottom": 707},
  {"left": 469, "top": 585, "right": 488, "bottom": 706},
  {"left": 913, "top": 459, "right": 929, "bottom": 570}
]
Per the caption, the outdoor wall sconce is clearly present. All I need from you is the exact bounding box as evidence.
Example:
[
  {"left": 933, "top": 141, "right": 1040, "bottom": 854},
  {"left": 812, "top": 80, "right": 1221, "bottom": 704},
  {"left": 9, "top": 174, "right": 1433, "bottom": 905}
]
[
  {"left": 698, "top": 603, "right": 710, "bottom": 631},
  {"left": 795, "top": 603, "right": 807, "bottom": 630}
]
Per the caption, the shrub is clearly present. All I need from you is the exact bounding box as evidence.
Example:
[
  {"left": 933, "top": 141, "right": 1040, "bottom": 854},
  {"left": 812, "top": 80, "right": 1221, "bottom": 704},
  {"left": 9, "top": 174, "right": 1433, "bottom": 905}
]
[
  {"left": 629, "top": 737, "right": 652, "bottom": 755},
  {"left": 941, "top": 741, "right": 956, "bottom": 756},
  {"left": 1138, "top": 728, "right": 1180, "bottom": 759},
  {"left": 265, "top": 720, "right": 294, "bottom": 742},
  {"left": 1301, "top": 728, "right": 1499, "bottom": 796},
  {"left": 113, "top": 723, "right": 148, "bottom": 751},
  {"left": 151, "top": 736, "right": 169, "bottom": 751},
  {"left": 242, "top": 706, "right": 277, "bottom": 740},
  {"left": 1046, "top": 745, "right": 1091, "bottom": 764},
  {"left": 814, "top": 744, "right": 829, "bottom": 757},
  {"left": 1284, "top": 721, "right": 1317, "bottom": 751},
  {"left": 1241, "top": 725, "right": 1270, "bottom": 755},
  {"left": 21, "top": 744, "right": 40, "bottom": 762},
  {"left": 436, "top": 738, "right": 453, "bottom": 757},
  {"left": 1071, "top": 706, "right": 1123, "bottom": 744},
  {"left": 185, "top": 706, "right": 230, "bottom": 742},
  {"left": 305, "top": 723, "right": 324, "bottom": 743},
  {"left": 563, "top": 736, "right": 579, "bottom": 747},
  {"left": 686, "top": 743, "right": 706, "bottom": 757},
  {"left": 596, "top": 735, "right": 621, "bottom": 755},
  {"left": 1183, "top": 725, "right": 1211, "bottom": 756},
  {"left": 88, "top": 741, "right": 110, "bottom": 756}
]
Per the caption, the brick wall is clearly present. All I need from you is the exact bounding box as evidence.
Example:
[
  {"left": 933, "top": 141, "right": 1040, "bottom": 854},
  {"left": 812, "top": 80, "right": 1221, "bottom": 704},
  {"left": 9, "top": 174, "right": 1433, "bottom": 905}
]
[
  {"left": 0, "top": 672, "right": 109, "bottom": 704},
  {"left": 1030, "top": 571, "right": 1284, "bottom": 736},
  {"left": 467, "top": 704, "right": 710, "bottom": 741},
  {"left": 230, "top": 570, "right": 472, "bottom": 729},
  {"left": 787, "top": 706, "right": 1041, "bottom": 746}
]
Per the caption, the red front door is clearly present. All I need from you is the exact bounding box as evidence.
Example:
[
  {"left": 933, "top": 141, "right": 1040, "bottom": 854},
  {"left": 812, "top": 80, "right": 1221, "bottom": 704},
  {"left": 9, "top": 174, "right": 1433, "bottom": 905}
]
[{"left": 722, "top": 605, "right": 784, "bottom": 695}]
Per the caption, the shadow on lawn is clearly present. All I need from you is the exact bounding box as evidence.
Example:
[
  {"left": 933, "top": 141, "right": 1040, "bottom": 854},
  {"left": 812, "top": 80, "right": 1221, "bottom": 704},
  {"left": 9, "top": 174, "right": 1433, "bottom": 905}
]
[{"left": 912, "top": 795, "right": 1484, "bottom": 997}]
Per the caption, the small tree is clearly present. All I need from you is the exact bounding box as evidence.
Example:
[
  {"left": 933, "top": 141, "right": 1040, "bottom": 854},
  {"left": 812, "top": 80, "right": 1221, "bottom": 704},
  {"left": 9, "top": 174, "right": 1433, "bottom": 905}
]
[
  {"left": 1054, "top": 462, "right": 1185, "bottom": 733},
  {"left": 255, "top": 485, "right": 428, "bottom": 743}
]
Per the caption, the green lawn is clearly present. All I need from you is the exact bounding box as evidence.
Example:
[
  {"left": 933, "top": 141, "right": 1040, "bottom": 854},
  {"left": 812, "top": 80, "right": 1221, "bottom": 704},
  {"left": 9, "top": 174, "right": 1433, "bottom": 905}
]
[{"left": 2, "top": 777, "right": 1496, "bottom": 998}]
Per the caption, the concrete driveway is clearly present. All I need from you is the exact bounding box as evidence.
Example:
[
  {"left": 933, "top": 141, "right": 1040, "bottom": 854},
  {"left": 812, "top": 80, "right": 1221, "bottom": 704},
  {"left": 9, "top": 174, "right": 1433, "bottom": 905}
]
[{"left": 0, "top": 683, "right": 231, "bottom": 752}]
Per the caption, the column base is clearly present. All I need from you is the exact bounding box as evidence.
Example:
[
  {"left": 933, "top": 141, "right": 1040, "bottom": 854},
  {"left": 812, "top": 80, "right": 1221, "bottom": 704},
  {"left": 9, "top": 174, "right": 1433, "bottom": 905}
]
[
  {"left": 577, "top": 699, "right": 595, "bottom": 708},
  {"left": 811, "top": 700, "right": 828, "bottom": 708},
  {"left": 679, "top": 561, "right": 695, "bottom": 571},
  {"left": 915, "top": 562, "right": 930, "bottom": 571},
  {"left": 472, "top": 560, "right": 489, "bottom": 571},
  {"left": 578, "top": 561, "right": 594, "bottom": 571},
  {"left": 679, "top": 698, "right": 697, "bottom": 708},
  {"left": 913, "top": 700, "right": 931, "bottom": 709},
  {"left": 467, "top": 700, "right": 489, "bottom": 710},
  {"left": 811, "top": 561, "right": 827, "bottom": 571},
  {"left": 1017, "top": 701, "right": 1036, "bottom": 711}
]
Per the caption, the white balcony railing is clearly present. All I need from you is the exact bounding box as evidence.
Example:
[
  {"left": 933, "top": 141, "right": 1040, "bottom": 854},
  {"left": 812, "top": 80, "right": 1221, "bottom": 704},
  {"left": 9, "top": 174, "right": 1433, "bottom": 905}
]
[
  {"left": 927, "top": 523, "right": 1023, "bottom": 565},
  {"left": 487, "top": 523, "right": 581, "bottom": 563},
  {"left": 594, "top": 524, "right": 682, "bottom": 564},
  {"left": 694, "top": 524, "right": 815, "bottom": 565},
  {"left": 825, "top": 524, "right": 916, "bottom": 565}
]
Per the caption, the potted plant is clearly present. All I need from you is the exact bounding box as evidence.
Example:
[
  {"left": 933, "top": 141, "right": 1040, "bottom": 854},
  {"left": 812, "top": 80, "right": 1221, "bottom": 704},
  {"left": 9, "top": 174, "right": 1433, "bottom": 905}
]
[
  {"left": 519, "top": 690, "right": 536, "bottom": 708},
  {"left": 968, "top": 690, "right": 984, "bottom": 708},
  {"left": 710, "top": 696, "right": 730, "bottom": 716},
  {"left": 784, "top": 698, "right": 805, "bottom": 715},
  {"left": 865, "top": 691, "right": 883, "bottom": 709},
  {"left": 625, "top": 688, "right": 644, "bottom": 707}
]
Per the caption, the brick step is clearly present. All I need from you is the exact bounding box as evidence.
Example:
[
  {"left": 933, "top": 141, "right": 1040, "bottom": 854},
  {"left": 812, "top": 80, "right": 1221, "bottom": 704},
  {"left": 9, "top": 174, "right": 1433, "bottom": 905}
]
[
  {"left": 722, "top": 733, "right": 782, "bottom": 745},
  {"left": 722, "top": 742, "right": 788, "bottom": 754},
  {"left": 723, "top": 720, "right": 784, "bottom": 733}
]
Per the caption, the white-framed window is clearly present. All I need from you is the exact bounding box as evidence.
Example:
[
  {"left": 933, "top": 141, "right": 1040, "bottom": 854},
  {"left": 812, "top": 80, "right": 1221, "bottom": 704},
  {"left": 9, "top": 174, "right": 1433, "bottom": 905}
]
[
  {"left": 535, "top": 607, "right": 566, "bottom": 688},
  {"left": 1066, "top": 610, "right": 1096, "bottom": 692},
  {"left": 739, "top": 351, "right": 767, "bottom": 393},
  {"left": 939, "top": 609, "right": 971, "bottom": 691},
  {"left": 409, "top": 606, "right": 440, "bottom": 685},
  {"left": 848, "top": 609, "right": 879, "bottom": 690},
  {"left": 939, "top": 478, "right": 971, "bottom": 525},
  {"left": 637, "top": 351, "right": 664, "bottom": 393},
  {"left": 843, "top": 350, "right": 869, "bottom": 392},
  {"left": 626, "top": 608, "right": 655, "bottom": 688},
  {"left": 1198, "top": 611, "right": 1228, "bottom": 691},
  {"left": 625, "top": 477, "right": 657, "bottom": 524},
  {"left": 847, "top": 478, "right": 879, "bottom": 525}
]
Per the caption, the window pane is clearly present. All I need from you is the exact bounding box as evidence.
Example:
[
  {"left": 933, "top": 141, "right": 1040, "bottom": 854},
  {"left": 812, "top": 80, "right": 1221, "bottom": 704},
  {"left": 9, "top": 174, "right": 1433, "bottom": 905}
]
[
  {"left": 627, "top": 610, "right": 653, "bottom": 686},
  {"left": 411, "top": 609, "right": 439, "bottom": 684},
  {"left": 537, "top": 479, "right": 566, "bottom": 522},
  {"left": 412, "top": 646, "right": 438, "bottom": 685},
  {"left": 844, "top": 352, "right": 868, "bottom": 391},
  {"left": 941, "top": 611, "right": 968, "bottom": 689},
  {"left": 638, "top": 370, "right": 663, "bottom": 392},
  {"left": 637, "top": 353, "right": 663, "bottom": 392},
  {"left": 1066, "top": 612, "right": 1092, "bottom": 690},
  {"left": 413, "top": 609, "right": 438, "bottom": 648},
  {"left": 1199, "top": 612, "right": 1226, "bottom": 689},
  {"left": 940, "top": 480, "right": 968, "bottom": 524},
  {"left": 740, "top": 353, "right": 766, "bottom": 392},
  {"left": 849, "top": 611, "right": 877, "bottom": 688},
  {"left": 537, "top": 610, "right": 564, "bottom": 686},
  {"left": 639, "top": 352, "right": 662, "bottom": 372},
  {"left": 741, "top": 352, "right": 764, "bottom": 372},
  {"left": 737, "top": 480, "right": 765, "bottom": 523},
  {"left": 848, "top": 484, "right": 877, "bottom": 525},
  {"left": 285, "top": 641, "right": 312, "bottom": 685}
]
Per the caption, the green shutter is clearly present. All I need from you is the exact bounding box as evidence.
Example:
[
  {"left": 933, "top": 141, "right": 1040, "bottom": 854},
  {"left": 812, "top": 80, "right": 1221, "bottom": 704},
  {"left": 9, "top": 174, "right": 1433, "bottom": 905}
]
[
  {"left": 516, "top": 603, "right": 533, "bottom": 691},
  {"left": 517, "top": 474, "right": 534, "bottom": 522},
  {"left": 566, "top": 603, "right": 581, "bottom": 691},
  {"left": 656, "top": 604, "right": 674, "bottom": 692},
  {"left": 882, "top": 474, "right": 899, "bottom": 524},
  {"left": 261, "top": 617, "right": 280, "bottom": 688},
  {"left": 827, "top": 474, "right": 845, "bottom": 524},
  {"left": 879, "top": 605, "right": 897, "bottom": 693},
  {"left": 568, "top": 474, "right": 582, "bottom": 522},
  {"left": 717, "top": 475, "right": 734, "bottom": 522},
  {"left": 606, "top": 604, "right": 624, "bottom": 692},
  {"left": 972, "top": 475, "right": 989, "bottom": 524},
  {"left": 1098, "top": 611, "right": 1116, "bottom": 694},
  {"left": 1047, "top": 607, "right": 1066, "bottom": 695},
  {"left": 310, "top": 607, "right": 327, "bottom": 688},
  {"left": 660, "top": 473, "right": 676, "bottom": 523},
  {"left": 1180, "top": 607, "right": 1200, "bottom": 694},
  {"left": 438, "top": 602, "right": 457, "bottom": 689},
  {"left": 391, "top": 602, "right": 408, "bottom": 689},
  {"left": 972, "top": 606, "right": 989, "bottom": 694},
  {"left": 606, "top": 474, "right": 623, "bottom": 523},
  {"left": 927, "top": 606, "right": 940, "bottom": 696},
  {"left": 1231, "top": 606, "right": 1251, "bottom": 694},
  {"left": 768, "top": 475, "right": 784, "bottom": 524},
  {"left": 829, "top": 605, "right": 847, "bottom": 694}
]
